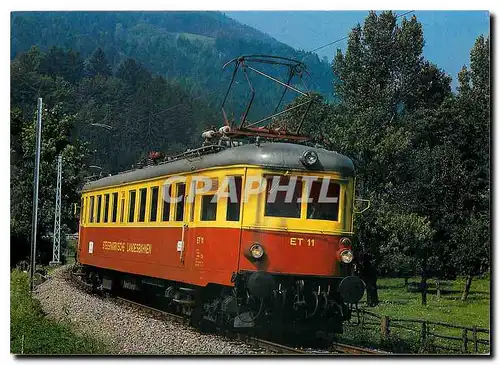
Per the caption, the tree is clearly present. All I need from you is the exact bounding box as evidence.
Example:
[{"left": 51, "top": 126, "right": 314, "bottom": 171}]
[
  {"left": 85, "top": 48, "right": 112, "bottom": 78},
  {"left": 115, "top": 58, "right": 151, "bottom": 88},
  {"left": 39, "top": 46, "right": 84, "bottom": 83},
  {"left": 449, "top": 35, "right": 490, "bottom": 299},
  {"left": 270, "top": 92, "right": 332, "bottom": 141},
  {"left": 10, "top": 103, "right": 89, "bottom": 266},
  {"left": 380, "top": 212, "right": 436, "bottom": 305},
  {"left": 452, "top": 212, "right": 489, "bottom": 301},
  {"left": 329, "top": 11, "right": 452, "bottom": 305}
]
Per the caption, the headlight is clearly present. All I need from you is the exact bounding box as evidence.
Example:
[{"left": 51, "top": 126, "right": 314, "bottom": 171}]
[
  {"left": 249, "top": 243, "right": 264, "bottom": 259},
  {"left": 300, "top": 150, "right": 318, "bottom": 166},
  {"left": 340, "top": 249, "right": 354, "bottom": 264}
]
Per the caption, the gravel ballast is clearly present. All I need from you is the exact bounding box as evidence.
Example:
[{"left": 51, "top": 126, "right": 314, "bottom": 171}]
[{"left": 34, "top": 266, "right": 270, "bottom": 355}]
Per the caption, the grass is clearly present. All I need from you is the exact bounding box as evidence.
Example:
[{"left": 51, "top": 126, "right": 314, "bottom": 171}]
[
  {"left": 10, "top": 269, "right": 108, "bottom": 355},
  {"left": 365, "top": 276, "right": 490, "bottom": 329},
  {"left": 338, "top": 276, "right": 491, "bottom": 354}
]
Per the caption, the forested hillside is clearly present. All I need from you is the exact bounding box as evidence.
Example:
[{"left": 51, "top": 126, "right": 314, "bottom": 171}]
[
  {"left": 11, "top": 11, "right": 334, "bottom": 119},
  {"left": 10, "top": 45, "right": 219, "bottom": 265}
]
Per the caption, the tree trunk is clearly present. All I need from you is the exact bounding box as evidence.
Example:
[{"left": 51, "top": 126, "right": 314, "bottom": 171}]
[
  {"left": 461, "top": 275, "right": 473, "bottom": 301},
  {"left": 404, "top": 277, "right": 408, "bottom": 288},
  {"left": 420, "top": 275, "right": 428, "bottom": 306},
  {"left": 365, "top": 276, "right": 379, "bottom": 307},
  {"left": 357, "top": 252, "right": 379, "bottom": 307}
]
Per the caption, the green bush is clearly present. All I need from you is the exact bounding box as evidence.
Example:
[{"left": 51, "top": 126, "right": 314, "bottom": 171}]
[{"left": 10, "top": 269, "right": 108, "bottom": 354}]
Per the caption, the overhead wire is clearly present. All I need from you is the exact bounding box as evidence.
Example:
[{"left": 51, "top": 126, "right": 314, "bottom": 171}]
[{"left": 306, "top": 10, "right": 415, "bottom": 55}]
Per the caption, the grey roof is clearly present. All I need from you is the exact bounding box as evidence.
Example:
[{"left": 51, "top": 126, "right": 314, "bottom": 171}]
[{"left": 82, "top": 142, "right": 355, "bottom": 192}]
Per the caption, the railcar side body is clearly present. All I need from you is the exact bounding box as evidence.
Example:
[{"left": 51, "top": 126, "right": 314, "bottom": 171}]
[{"left": 77, "top": 142, "right": 364, "bottom": 332}]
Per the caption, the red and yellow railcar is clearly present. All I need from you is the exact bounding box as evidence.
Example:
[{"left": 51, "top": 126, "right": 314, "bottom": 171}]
[{"left": 77, "top": 142, "right": 365, "bottom": 332}]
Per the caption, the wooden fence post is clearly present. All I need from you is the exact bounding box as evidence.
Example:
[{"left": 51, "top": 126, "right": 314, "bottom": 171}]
[
  {"left": 436, "top": 280, "right": 441, "bottom": 299},
  {"left": 381, "top": 315, "right": 390, "bottom": 340},
  {"left": 420, "top": 322, "right": 427, "bottom": 351},
  {"left": 462, "top": 329, "right": 468, "bottom": 353},
  {"left": 472, "top": 326, "right": 478, "bottom": 353}
]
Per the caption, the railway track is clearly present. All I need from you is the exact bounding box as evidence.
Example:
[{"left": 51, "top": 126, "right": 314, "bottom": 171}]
[
  {"left": 114, "top": 296, "right": 305, "bottom": 354},
  {"left": 114, "top": 295, "right": 383, "bottom": 355},
  {"left": 69, "top": 269, "right": 382, "bottom": 355},
  {"left": 115, "top": 296, "right": 188, "bottom": 324},
  {"left": 330, "top": 342, "right": 387, "bottom": 355}
]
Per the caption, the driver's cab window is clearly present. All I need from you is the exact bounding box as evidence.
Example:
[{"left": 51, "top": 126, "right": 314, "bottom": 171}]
[
  {"left": 264, "top": 175, "right": 302, "bottom": 218},
  {"left": 306, "top": 179, "right": 340, "bottom": 221}
]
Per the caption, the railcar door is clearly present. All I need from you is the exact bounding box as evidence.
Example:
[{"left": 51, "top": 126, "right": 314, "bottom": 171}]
[
  {"left": 175, "top": 181, "right": 189, "bottom": 268},
  {"left": 183, "top": 170, "right": 245, "bottom": 287}
]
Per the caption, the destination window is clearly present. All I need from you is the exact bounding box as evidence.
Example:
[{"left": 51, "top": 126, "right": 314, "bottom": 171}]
[
  {"left": 306, "top": 180, "right": 340, "bottom": 221},
  {"left": 264, "top": 176, "right": 303, "bottom": 218}
]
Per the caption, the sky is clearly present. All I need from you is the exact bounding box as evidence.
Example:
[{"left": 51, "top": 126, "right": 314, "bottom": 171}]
[{"left": 225, "top": 11, "right": 490, "bottom": 90}]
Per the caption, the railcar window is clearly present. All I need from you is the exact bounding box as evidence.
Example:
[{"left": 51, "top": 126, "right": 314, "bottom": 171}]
[
  {"left": 111, "top": 192, "right": 118, "bottom": 222},
  {"left": 264, "top": 176, "right": 303, "bottom": 218},
  {"left": 190, "top": 185, "right": 196, "bottom": 222},
  {"left": 103, "top": 194, "right": 110, "bottom": 223},
  {"left": 120, "top": 197, "right": 125, "bottom": 223},
  {"left": 96, "top": 195, "right": 102, "bottom": 223},
  {"left": 84, "top": 197, "right": 88, "bottom": 223},
  {"left": 175, "top": 183, "right": 186, "bottom": 221},
  {"left": 306, "top": 180, "right": 340, "bottom": 221},
  {"left": 150, "top": 187, "right": 159, "bottom": 222},
  {"left": 138, "top": 188, "right": 147, "bottom": 222},
  {"left": 226, "top": 176, "right": 242, "bottom": 221},
  {"left": 201, "top": 195, "right": 217, "bottom": 221},
  {"left": 128, "top": 190, "right": 136, "bottom": 222},
  {"left": 89, "top": 196, "right": 95, "bottom": 223},
  {"left": 80, "top": 197, "right": 85, "bottom": 224},
  {"left": 162, "top": 185, "right": 171, "bottom": 221}
]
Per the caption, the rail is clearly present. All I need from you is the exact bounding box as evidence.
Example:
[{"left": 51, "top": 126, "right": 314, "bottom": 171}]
[
  {"left": 243, "top": 337, "right": 307, "bottom": 354},
  {"left": 115, "top": 296, "right": 187, "bottom": 324}
]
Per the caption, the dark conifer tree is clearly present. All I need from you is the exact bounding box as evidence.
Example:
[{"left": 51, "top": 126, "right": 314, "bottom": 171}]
[{"left": 85, "top": 47, "right": 112, "bottom": 78}]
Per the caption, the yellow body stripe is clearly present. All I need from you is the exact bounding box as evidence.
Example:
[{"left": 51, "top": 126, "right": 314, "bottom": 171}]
[{"left": 80, "top": 165, "right": 355, "bottom": 236}]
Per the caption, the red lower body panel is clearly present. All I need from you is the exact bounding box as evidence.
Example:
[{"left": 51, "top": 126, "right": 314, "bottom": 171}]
[{"left": 78, "top": 225, "right": 347, "bottom": 287}]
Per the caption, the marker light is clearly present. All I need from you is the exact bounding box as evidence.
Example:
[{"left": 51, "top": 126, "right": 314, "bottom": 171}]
[
  {"left": 249, "top": 243, "right": 264, "bottom": 259},
  {"left": 301, "top": 150, "right": 318, "bottom": 166},
  {"left": 340, "top": 237, "right": 352, "bottom": 246}
]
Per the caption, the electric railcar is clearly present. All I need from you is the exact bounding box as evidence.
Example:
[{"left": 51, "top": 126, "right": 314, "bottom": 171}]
[{"left": 77, "top": 141, "right": 365, "bottom": 333}]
